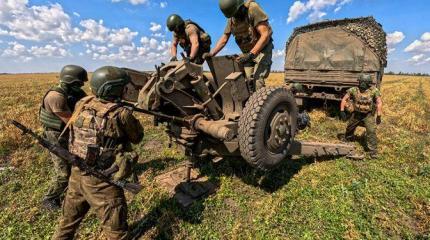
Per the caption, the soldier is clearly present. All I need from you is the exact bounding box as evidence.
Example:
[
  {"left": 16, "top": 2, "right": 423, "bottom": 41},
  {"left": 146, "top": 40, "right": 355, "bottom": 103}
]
[
  {"left": 39, "top": 65, "right": 88, "bottom": 210},
  {"left": 167, "top": 14, "right": 212, "bottom": 64},
  {"left": 340, "top": 74, "right": 383, "bottom": 159},
  {"left": 207, "top": 0, "right": 273, "bottom": 90},
  {"left": 52, "top": 66, "right": 144, "bottom": 240}
]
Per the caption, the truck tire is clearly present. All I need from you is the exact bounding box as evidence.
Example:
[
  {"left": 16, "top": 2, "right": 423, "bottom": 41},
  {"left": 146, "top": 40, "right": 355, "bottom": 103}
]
[{"left": 238, "top": 87, "right": 298, "bottom": 171}]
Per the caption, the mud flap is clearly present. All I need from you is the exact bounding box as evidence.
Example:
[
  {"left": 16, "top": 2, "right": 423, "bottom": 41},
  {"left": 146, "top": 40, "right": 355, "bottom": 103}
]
[{"left": 154, "top": 166, "right": 217, "bottom": 208}]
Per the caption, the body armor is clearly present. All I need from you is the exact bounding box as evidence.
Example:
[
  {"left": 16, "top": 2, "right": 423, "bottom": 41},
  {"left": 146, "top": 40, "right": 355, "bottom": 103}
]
[
  {"left": 352, "top": 88, "right": 374, "bottom": 114},
  {"left": 69, "top": 97, "right": 126, "bottom": 169},
  {"left": 176, "top": 20, "right": 211, "bottom": 56},
  {"left": 39, "top": 85, "right": 86, "bottom": 131},
  {"left": 229, "top": 0, "right": 270, "bottom": 53}
]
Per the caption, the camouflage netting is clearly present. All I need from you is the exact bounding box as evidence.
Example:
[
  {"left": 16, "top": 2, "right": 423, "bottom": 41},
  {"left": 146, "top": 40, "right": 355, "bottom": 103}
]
[{"left": 286, "top": 17, "right": 388, "bottom": 67}]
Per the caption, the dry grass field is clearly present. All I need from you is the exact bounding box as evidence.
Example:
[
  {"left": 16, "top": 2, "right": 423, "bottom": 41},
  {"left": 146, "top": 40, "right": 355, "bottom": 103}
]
[{"left": 0, "top": 73, "right": 429, "bottom": 239}]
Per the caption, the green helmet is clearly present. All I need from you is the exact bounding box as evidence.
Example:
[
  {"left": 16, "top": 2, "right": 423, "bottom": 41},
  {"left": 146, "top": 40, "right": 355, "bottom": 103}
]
[
  {"left": 90, "top": 66, "right": 130, "bottom": 101},
  {"left": 60, "top": 65, "right": 88, "bottom": 85},
  {"left": 219, "top": 0, "right": 244, "bottom": 18},
  {"left": 358, "top": 74, "right": 372, "bottom": 90},
  {"left": 166, "top": 14, "right": 185, "bottom": 32}
]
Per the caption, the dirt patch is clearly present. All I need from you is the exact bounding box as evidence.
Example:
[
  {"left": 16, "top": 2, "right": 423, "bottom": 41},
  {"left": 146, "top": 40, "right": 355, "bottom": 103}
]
[{"left": 143, "top": 140, "right": 164, "bottom": 151}]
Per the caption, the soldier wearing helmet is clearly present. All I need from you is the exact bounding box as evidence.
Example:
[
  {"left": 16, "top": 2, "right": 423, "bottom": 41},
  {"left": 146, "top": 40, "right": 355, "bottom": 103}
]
[
  {"left": 39, "top": 65, "right": 88, "bottom": 210},
  {"left": 340, "top": 74, "right": 383, "bottom": 159},
  {"left": 207, "top": 0, "right": 273, "bottom": 91},
  {"left": 167, "top": 14, "right": 212, "bottom": 64},
  {"left": 53, "top": 66, "right": 143, "bottom": 239}
]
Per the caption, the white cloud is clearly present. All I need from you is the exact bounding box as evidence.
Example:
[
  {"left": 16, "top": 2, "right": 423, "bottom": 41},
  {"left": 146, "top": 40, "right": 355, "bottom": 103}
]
[
  {"left": 151, "top": 32, "right": 165, "bottom": 38},
  {"left": 287, "top": 1, "right": 307, "bottom": 24},
  {"left": 273, "top": 49, "right": 285, "bottom": 58},
  {"left": 386, "top": 31, "right": 405, "bottom": 54},
  {"left": 387, "top": 31, "right": 405, "bottom": 46},
  {"left": 287, "top": 0, "right": 353, "bottom": 24},
  {"left": 0, "top": 1, "right": 75, "bottom": 42},
  {"left": 73, "top": 12, "right": 80, "bottom": 18},
  {"left": 420, "top": 32, "right": 430, "bottom": 41},
  {"left": 1, "top": 41, "right": 69, "bottom": 61},
  {"left": 2, "top": 42, "right": 27, "bottom": 57},
  {"left": 78, "top": 19, "right": 138, "bottom": 46},
  {"left": 29, "top": 44, "right": 69, "bottom": 57},
  {"left": 150, "top": 22, "right": 162, "bottom": 32},
  {"left": 109, "top": 28, "right": 138, "bottom": 45},
  {"left": 404, "top": 32, "right": 430, "bottom": 53},
  {"left": 111, "top": 0, "right": 149, "bottom": 5},
  {"left": 160, "top": 2, "right": 168, "bottom": 8},
  {"left": 409, "top": 54, "right": 424, "bottom": 62}
]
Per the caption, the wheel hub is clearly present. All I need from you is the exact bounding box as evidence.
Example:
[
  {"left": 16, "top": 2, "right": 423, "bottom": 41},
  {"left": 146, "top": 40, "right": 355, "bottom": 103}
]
[{"left": 267, "top": 112, "right": 291, "bottom": 152}]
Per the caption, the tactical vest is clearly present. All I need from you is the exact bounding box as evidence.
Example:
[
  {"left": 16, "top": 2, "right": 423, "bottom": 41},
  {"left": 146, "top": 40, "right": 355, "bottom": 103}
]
[
  {"left": 176, "top": 20, "right": 211, "bottom": 55},
  {"left": 69, "top": 97, "right": 126, "bottom": 168},
  {"left": 39, "top": 86, "right": 86, "bottom": 131},
  {"left": 230, "top": 0, "right": 268, "bottom": 53},
  {"left": 353, "top": 88, "right": 374, "bottom": 114}
]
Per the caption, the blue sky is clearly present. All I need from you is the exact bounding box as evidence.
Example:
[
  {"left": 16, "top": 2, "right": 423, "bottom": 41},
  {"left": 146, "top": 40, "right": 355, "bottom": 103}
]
[{"left": 0, "top": 0, "right": 429, "bottom": 73}]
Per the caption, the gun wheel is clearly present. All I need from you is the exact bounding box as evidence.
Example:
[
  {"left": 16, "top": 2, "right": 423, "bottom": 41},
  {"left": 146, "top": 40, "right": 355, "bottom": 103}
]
[{"left": 238, "top": 87, "right": 298, "bottom": 171}]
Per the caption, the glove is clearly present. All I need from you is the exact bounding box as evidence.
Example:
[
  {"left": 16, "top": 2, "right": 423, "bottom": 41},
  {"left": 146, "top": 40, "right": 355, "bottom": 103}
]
[
  {"left": 170, "top": 56, "right": 178, "bottom": 62},
  {"left": 340, "top": 111, "right": 347, "bottom": 121},
  {"left": 376, "top": 115, "right": 382, "bottom": 125},
  {"left": 236, "top": 52, "right": 256, "bottom": 64},
  {"left": 112, "top": 152, "right": 138, "bottom": 181},
  {"left": 202, "top": 52, "right": 212, "bottom": 60}
]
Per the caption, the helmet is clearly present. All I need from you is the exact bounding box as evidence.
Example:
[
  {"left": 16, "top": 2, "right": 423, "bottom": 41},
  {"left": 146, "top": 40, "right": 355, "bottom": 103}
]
[
  {"left": 166, "top": 14, "right": 185, "bottom": 32},
  {"left": 90, "top": 66, "right": 130, "bottom": 101},
  {"left": 358, "top": 74, "right": 372, "bottom": 90},
  {"left": 60, "top": 65, "right": 88, "bottom": 85},
  {"left": 219, "top": 0, "right": 244, "bottom": 18}
]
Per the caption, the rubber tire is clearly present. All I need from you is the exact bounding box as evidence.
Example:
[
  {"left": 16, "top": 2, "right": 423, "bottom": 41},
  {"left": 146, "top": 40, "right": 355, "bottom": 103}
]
[{"left": 238, "top": 87, "right": 298, "bottom": 171}]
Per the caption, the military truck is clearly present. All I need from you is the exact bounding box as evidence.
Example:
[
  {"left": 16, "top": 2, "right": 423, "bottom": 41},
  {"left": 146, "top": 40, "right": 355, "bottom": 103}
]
[
  {"left": 284, "top": 17, "right": 387, "bottom": 104},
  {"left": 124, "top": 56, "right": 356, "bottom": 172}
]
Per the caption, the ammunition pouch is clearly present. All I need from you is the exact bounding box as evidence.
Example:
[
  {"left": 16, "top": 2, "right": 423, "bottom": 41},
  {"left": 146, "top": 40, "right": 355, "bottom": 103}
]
[{"left": 85, "top": 144, "right": 116, "bottom": 170}]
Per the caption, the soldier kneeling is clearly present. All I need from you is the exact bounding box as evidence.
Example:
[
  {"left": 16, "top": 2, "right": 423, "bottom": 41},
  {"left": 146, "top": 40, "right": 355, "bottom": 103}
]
[
  {"left": 53, "top": 66, "right": 144, "bottom": 240},
  {"left": 340, "top": 74, "right": 383, "bottom": 159}
]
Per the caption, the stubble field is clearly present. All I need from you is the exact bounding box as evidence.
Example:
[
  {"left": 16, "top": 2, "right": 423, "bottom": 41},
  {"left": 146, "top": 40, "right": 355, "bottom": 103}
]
[{"left": 0, "top": 73, "right": 429, "bottom": 239}]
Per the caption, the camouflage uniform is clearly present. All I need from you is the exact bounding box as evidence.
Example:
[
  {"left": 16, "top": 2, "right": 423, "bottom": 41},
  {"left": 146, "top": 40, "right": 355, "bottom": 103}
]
[
  {"left": 345, "top": 86, "right": 381, "bottom": 154},
  {"left": 174, "top": 20, "right": 211, "bottom": 64},
  {"left": 224, "top": 0, "right": 273, "bottom": 90},
  {"left": 52, "top": 96, "right": 143, "bottom": 240},
  {"left": 39, "top": 85, "right": 86, "bottom": 204}
]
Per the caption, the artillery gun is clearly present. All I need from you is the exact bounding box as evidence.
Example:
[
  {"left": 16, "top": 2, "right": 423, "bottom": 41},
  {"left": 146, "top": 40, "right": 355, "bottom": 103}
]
[
  {"left": 124, "top": 56, "right": 356, "bottom": 172},
  {"left": 122, "top": 56, "right": 358, "bottom": 206}
]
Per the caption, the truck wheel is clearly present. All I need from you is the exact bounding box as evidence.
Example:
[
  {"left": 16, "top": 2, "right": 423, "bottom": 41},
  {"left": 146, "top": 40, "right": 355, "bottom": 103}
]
[{"left": 238, "top": 87, "right": 298, "bottom": 171}]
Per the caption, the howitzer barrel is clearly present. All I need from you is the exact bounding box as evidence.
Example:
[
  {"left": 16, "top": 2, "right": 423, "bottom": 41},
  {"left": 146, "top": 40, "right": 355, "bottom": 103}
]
[{"left": 194, "top": 118, "right": 235, "bottom": 141}]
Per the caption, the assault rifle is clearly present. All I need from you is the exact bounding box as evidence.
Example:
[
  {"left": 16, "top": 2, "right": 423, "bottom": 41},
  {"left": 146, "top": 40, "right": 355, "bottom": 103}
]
[{"left": 9, "top": 120, "right": 143, "bottom": 194}]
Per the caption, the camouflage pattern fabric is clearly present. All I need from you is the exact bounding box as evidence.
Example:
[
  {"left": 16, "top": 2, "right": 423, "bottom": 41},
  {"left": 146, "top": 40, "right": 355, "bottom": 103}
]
[
  {"left": 53, "top": 97, "right": 144, "bottom": 239},
  {"left": 52, "top": 167, "right": 128, "bottom": 240},
  {"left": 345, "top": 112, "right": 378, "bottom": 154},
  {"left": 285, "top": 17, "right": 387, "bottom": 67},
  {"left": 43, "top": 130, "right": 71, "bottom": 202},
  {"left": 224, "top": 0, "right": 272, "bottom": 53},
  {"left": 243, "top": 40, "right": 273, "bottom": 90},
  {"left": 347, "top": 86, "right": 381, "bottom": 113},
  {"left": 173, "top": 21, "right": 211, "bottom": 64}
]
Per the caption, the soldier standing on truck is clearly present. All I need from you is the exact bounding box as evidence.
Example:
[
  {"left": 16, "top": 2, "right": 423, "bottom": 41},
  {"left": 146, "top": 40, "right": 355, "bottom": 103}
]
[
  {"left": 52, "top": 66, "right": 144, "bottom": 239},
  {"left": 340, "top": 74, "right": 383, "bottom": 159},
  {"left": 207, "top": 0, "right": 273, "bottom": 91},
  {"left": 167, "top": 14, "right": 212, "bottom": 65},
  {"left": 39, "top": 65, "right": 88, "bottom": 210}
]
